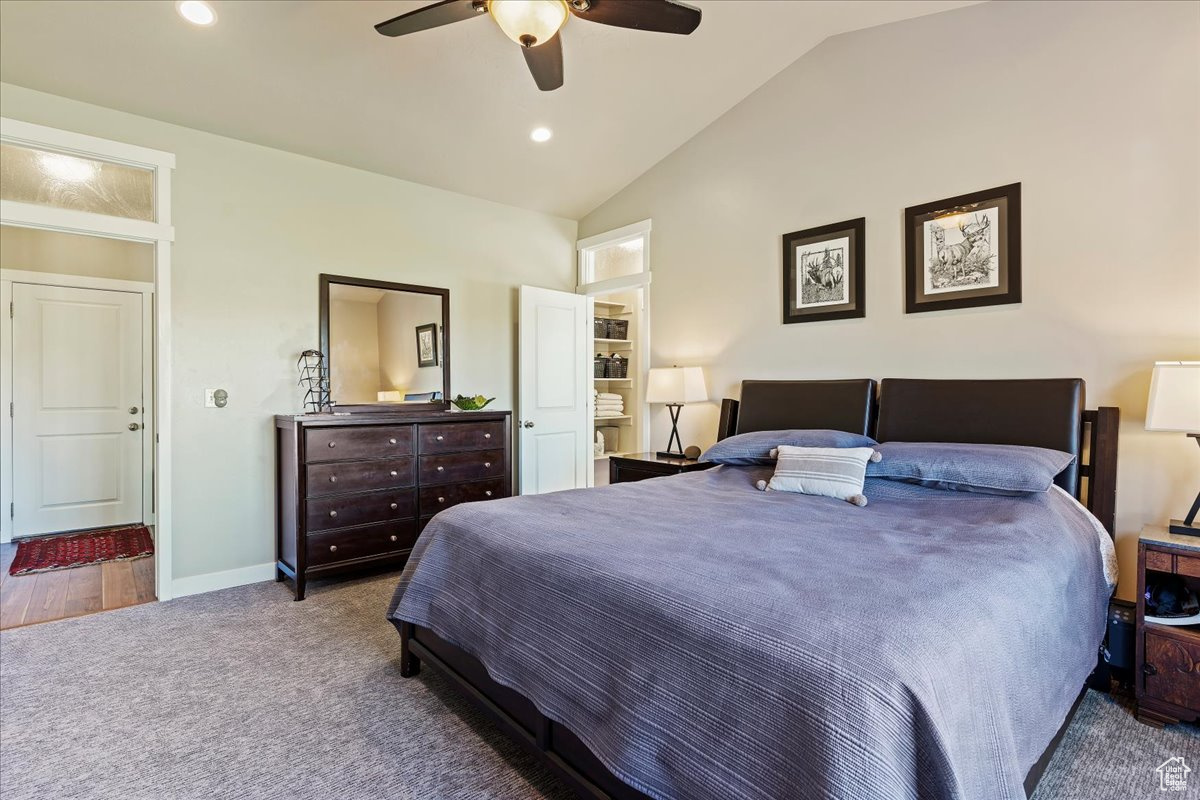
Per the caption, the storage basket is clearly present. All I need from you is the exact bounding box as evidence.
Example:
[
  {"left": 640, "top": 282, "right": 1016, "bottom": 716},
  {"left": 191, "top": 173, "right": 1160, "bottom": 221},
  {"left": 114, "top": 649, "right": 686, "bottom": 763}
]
[
  {"left": 606, "top": 319, "right": 629, "bottom": 340},
  {"left": 593, "top": 318, "right": 610, "bottom": 339},
  {"left": 594, "top": 355, "right": 610, "bottom": 378},
  {"left": 606, "top": 354, "right": 629, "bottom": 378}
]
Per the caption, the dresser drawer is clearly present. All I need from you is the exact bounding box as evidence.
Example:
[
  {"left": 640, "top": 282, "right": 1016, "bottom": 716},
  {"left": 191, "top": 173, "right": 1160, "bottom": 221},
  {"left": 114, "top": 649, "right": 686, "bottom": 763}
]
[
  {"left": 419, "top": 478, "right": 507, "bottom": 516},
  {"left": 306, "top": 489, "right": 416, "bottom": 532},
  {"left": 1147, "top": 549, "right": 1176, "bottom": 573},
  {"left": 306, "top": 458, "right": 415, "bottom": 497},
  {"left": 307, "top": 520, "right": 418, "bottom": 567},
  {"left": 1143, "top": 630, "right": 1200, "bottom": 710},
  {"left": 419, "top": 449, "right": 506, "bottom": 485},
  {"left": 419, "top": 421, "right": 505, "bottom": 454},
  {"left": 1177, "top": 554, "right": 1200, "bottom": 579},
  {"left": 305, "top": 425, "right": 414, "bottom": 463}
]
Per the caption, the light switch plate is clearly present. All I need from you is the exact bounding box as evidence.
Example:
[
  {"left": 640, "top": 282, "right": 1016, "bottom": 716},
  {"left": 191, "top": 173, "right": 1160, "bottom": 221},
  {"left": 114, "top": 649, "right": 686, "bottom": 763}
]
[{"left": 204, "top": 389, "right": 216, "bottom": 408}]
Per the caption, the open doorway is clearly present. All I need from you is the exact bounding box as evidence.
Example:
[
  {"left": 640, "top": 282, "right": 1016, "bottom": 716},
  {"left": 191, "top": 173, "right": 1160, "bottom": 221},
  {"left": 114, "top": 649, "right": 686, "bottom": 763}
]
[{"left": 0, "top": 119, "right": 175, "bottom": 625}]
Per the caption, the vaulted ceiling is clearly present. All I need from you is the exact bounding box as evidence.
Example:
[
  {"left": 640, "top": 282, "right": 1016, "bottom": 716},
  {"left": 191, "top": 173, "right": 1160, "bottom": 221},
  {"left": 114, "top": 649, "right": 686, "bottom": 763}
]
[{"left": 0, "top": 0, "right": 978, "bottom": 218}]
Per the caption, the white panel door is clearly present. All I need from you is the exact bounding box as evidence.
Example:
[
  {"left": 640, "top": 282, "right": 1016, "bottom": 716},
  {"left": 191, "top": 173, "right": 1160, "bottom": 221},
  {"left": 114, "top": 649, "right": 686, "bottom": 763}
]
[
  {"left": 518, "top": 285, "right": 589, "bottom": 495},
  {"left": 12, "top": 283, "right": 143, "bottom": 535}
]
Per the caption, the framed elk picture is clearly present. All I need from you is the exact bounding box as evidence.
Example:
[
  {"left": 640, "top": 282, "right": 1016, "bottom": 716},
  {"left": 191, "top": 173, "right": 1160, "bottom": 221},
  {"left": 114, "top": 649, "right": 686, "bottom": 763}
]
[
  {"left": 782, "top": 217, "right": 865, "bottom": 324},
  {"left": 904, "top": 183, "right": 1021, "bottom": 313}
]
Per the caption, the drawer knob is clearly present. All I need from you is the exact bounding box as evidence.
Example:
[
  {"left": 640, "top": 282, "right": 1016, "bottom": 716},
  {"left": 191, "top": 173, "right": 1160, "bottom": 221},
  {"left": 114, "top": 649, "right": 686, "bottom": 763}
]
[
  {"left": 329, "top": 510, "right": 338, "bottom": 518},
  {"left": 484, "top": 433, "right": 491, "bottom": 439},
  {"left": 437, "top": 496, "right": 445, "bottom": 504},
  {"left": 436, "top": 466, "right": 444, "bottom": 472},
  {"left": 485, "top": 490, "right": 493, "bottom": 497},
  {"left": 436, "top": 435, "right": 444, "bottom": 441},
  {"left": 329, "top": 475, "right": 337, "bottom": 483},
  {"left": 329, "top": 545, "right": 338, "bottom": 552},
  {"left": 390, "top": 470, "right": 398, "bottom": 477},
  {"left": 328, "top": 441, "right": 336, "bottom": 448},
  {"left": 484, "top": 462, "right": 491, "bottom": 468},
  {"left": 389, "top": 438, "right": 397, "bottom": 445},
  {"left": 390, "top": 535, "right": 398, "bottom": 542},
  {"left": 390, "top": 502, "right": 399, "bottom": 510}
]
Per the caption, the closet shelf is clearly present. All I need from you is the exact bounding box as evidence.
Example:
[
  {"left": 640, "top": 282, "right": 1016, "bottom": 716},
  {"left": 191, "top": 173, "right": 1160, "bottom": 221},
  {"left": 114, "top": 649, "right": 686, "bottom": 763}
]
[
  {"left": 593, "top": 300, "right": 626, "bottom": 312},
  {"left": 595, "top": 338, "right": 633, "bottom": 346},
  {"left": 594, "top": 414, "right": 632, "bottom": 424},
  {"left": 594, "top": 377, "right": 633, "bottom": 384}
]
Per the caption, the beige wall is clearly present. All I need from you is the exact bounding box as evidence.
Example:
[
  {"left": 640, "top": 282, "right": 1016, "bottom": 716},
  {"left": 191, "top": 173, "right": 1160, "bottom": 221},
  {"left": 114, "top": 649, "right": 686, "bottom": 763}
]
[
  {"left": 378, "top": 291, "right": 444, "bottom": 396},
  {"left": 0, "top": 82, "right": 577, "bottom": 582},
  {"left": 579, "top": 0, "right": 1200, "bottom": 600},
  {"left": 328, "top": 298, "right": 381, "bottom": 404},
  {"left": 0, "top": 224, "right": 154, "bottom": 282}
]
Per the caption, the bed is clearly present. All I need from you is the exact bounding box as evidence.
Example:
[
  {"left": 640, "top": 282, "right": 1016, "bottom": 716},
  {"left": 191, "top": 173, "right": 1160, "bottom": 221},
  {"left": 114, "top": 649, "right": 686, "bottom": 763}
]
[{"left": 387, "top": 378, "right": 1119, "bottom": 800}]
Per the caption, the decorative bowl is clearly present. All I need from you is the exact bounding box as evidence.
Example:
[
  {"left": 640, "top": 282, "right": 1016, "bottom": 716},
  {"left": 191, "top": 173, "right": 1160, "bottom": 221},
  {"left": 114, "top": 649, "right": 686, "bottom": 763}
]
[{"left": 451, "top": 394, "right": 495, "bottom": 411}]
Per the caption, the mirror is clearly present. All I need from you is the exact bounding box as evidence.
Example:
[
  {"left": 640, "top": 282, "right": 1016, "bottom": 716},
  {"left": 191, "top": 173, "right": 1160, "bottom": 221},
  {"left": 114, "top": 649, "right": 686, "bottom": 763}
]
[{"left": 319, "top": 274, "right": 450, "bottom": 411}]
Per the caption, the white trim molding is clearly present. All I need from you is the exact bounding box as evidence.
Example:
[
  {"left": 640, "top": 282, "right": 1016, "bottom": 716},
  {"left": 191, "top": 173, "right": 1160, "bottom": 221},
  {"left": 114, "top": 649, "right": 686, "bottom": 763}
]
[
  {"left": 1, "top": 116, "right": 176, "bottom": 599},
  {"left": 576, "top": 218, "right": 651, "bottom": 251},
  {"left": 172, "top": 562, "right": 276, "bottom": 599}
]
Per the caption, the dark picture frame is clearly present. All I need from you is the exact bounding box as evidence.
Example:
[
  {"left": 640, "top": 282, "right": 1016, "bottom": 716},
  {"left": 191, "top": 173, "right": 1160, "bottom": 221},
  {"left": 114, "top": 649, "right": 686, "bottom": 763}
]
[
  {"left": 782, "top": 217, "right": 866, "bottom": 324},
  {"left": 415, "top": 322, "right": 439, "bottom": 368},
  {"left": 904, "top": 183, "right": 1021, "bottom": 314}
]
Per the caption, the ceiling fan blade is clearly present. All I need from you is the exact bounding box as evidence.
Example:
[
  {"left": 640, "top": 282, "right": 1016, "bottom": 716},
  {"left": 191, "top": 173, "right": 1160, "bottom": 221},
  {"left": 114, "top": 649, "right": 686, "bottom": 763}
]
[
  {"left": 568, "top": 0, "right": 701, "bottom": 35},
  {"left": 522, "top": 33, "right": 564, "bottom": 91},
  {"left": 375, "top": 0, "right": 486, "bottom": 38}
]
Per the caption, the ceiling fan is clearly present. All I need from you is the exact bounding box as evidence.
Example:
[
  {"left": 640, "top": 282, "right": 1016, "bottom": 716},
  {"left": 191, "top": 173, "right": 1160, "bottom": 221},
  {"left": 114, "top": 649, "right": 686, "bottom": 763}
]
[{"left": 375, "top": 0, "right": 702, "bottom": 91}]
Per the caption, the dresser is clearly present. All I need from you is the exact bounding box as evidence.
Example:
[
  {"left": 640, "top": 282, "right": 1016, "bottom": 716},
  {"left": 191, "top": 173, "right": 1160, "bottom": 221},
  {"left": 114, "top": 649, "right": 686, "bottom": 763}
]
[{"left": 275, "top": 410, "right": 511, "bottom": 600}]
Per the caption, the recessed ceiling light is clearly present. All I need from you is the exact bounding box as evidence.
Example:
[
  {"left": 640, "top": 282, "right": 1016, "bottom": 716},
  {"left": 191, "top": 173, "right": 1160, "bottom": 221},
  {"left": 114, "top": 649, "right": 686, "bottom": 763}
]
[
  {"left": 530, "top": 127, "right": 553, "bottom": 143},
  {"left": 177, "top": 0, "right": 217, "bottom": 27}
]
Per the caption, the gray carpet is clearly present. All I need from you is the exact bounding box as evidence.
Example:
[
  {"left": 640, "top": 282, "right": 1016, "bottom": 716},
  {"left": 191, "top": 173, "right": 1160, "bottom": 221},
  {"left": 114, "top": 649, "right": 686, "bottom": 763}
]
[{"left": 0, "top": 571, "right": 1194, "bottom": 800}]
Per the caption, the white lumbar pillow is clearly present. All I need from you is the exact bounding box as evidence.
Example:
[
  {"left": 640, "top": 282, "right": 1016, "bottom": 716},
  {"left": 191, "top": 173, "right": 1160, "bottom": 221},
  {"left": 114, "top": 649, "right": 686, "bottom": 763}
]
[{"left": 755, "top": 445, "right": 881, "bottom": 506}]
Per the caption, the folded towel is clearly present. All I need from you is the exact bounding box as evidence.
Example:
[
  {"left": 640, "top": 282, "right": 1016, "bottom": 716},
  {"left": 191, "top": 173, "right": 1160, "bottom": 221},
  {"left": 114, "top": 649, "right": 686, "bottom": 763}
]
[
  {"left": 595, "top": 403, "right": 624, "bottom": 411},
  {"left": 596, "top": 392, "right": 623, "bottom": 401},
  {"left": 595, "top": 410, "right": 626, "bottom": 418},
  {"left": 595, "top": 399, "right": 624, "bottom": 406}
]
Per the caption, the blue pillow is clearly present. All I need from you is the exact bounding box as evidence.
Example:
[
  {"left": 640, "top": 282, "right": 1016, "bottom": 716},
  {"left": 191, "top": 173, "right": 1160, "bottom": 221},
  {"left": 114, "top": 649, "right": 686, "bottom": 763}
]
[
  {"left": 866, "top": 442, "right": 1076, "bottom": 495},
  {"left": 700, "top": 429, "right": 878, "bottom": 466}
]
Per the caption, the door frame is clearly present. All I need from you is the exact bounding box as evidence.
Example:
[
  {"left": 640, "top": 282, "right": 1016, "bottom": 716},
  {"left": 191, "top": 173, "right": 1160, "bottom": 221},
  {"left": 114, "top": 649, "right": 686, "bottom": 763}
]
[
  {"left": 1, "top": 271, "right": 155, "bottom": 536},
  {"left": 577, "top": 220, "right": 653, "bottom": 463},
  {"left": 0, "top": 117, "right": 176, "bottom": 600}
]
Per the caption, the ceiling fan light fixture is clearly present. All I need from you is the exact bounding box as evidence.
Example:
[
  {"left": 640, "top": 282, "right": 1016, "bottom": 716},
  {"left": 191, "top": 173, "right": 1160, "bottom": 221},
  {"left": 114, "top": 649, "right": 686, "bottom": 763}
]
[
  {"left": 489, "top": 0, "right": 568, "bottom": 48},
  {"left": 530, "top": 127, "right": 553, "bottom": 143}
]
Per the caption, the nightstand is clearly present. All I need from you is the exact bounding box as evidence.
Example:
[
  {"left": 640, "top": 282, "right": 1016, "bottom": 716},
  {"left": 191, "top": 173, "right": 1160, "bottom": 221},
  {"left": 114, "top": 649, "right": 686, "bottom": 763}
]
[
  {"left": 1136, "top": 524, "right": 1200, "bottom": 726},
  {"left": 608, "top": 452, "right": 715, "bottom": 484}
]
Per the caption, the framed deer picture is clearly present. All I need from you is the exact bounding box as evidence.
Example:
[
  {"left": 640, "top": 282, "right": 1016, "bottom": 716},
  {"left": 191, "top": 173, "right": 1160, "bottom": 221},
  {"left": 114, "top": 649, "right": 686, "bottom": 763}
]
[
  {"left": 904, "top": 183, "right": 1021, "bottom": 313},
  {"left": 782, "top": 217, "right": 865, "bottom": 324}
]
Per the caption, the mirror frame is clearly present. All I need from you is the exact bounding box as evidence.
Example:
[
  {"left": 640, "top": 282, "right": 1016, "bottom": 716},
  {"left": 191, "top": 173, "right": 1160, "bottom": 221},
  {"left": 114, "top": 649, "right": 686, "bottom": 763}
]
[{"left": 318, "top": 273, "right": 451, "bottom": 413}]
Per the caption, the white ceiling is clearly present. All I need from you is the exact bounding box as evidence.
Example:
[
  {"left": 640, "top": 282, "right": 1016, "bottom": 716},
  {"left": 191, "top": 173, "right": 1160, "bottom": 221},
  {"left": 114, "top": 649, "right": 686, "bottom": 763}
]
[{"left": 0, "top": 0, "right": 978, "bottom": 219}]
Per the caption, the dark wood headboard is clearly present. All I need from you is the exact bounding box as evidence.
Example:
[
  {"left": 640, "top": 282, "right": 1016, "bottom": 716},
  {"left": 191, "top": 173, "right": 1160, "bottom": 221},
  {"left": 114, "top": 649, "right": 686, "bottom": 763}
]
[
  {"left": 716, "top": 378, "right": 1119, "bottom": 535},
  {"left": 717, "top": 379, "right": 876, "bottom": 438}
]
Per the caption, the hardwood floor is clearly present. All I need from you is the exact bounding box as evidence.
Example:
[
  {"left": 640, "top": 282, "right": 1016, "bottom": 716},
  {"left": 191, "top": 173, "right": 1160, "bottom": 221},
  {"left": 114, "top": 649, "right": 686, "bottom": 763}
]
[{"left": 0, "top": 543, "right": 156, "bottom": 630}]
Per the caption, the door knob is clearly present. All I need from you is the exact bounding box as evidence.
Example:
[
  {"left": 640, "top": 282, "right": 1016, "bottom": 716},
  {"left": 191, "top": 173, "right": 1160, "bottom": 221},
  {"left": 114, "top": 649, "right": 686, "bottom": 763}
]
[
  {"left": 522, "top": 420, "right": 535, "bottom": 428},
  {"left": 128, "top": 423, "right": 141, "bottom": 431},
  {"left": 129, "top": 406, "right": 139, "bottom": 414}
]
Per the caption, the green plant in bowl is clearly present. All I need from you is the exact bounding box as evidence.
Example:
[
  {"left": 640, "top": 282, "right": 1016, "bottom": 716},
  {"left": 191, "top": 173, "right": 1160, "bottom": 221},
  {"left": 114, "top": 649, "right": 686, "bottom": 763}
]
[{"left": 451, "top": 394, "right": 495, "bottom": 411}]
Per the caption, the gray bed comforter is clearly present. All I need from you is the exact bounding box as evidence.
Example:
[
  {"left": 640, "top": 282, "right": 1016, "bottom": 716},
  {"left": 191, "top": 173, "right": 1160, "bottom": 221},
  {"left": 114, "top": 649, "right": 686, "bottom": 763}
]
[{"left": 387, "top": 465, "right": 1114, "bottom": 800}]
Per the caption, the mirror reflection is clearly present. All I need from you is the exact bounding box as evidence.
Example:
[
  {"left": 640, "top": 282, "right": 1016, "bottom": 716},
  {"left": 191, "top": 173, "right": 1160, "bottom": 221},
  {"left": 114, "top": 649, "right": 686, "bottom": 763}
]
[{"left": 327, "top": 283, "right": 446, "bottom": 405}]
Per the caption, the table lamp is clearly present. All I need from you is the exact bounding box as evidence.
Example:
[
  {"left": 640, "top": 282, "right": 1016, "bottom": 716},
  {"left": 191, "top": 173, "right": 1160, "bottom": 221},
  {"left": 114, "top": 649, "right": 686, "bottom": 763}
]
[
  {"left": 646, "top": 366, "right": 707, "bottom": 459},
  {"left": 1146, "top": 361, "right": 1200, "bottom": 536}
]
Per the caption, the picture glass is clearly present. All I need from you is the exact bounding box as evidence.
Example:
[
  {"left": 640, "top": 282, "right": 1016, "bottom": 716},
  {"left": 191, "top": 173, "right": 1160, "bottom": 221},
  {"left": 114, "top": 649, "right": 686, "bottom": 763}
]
[
  {"left": 796, "top": 236, "right": 850, "bottom": 308},
  {"left": 922, "top": 207, "right": 1000, "bottom": 295}
]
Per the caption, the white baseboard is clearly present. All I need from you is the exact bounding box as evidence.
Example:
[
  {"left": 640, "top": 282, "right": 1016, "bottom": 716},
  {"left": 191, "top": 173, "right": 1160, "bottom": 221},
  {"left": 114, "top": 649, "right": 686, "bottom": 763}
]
[{"left": 171, "top": 561, "right": 276, "bottom": 599}]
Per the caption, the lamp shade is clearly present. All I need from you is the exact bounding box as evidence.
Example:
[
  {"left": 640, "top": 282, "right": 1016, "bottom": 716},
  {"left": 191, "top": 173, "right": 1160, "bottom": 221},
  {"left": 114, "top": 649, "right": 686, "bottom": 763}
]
[
  {"left": 1146, "top": 361, "right": 1200, "bottom": 432},
  {"left": 646, "top": 367, "right": 707, "bottom": 404}
]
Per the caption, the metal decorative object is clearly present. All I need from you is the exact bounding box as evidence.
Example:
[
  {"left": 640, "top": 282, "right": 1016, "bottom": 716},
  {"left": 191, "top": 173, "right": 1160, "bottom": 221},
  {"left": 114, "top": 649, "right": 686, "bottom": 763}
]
[{"left": 297, "top": 349, "right": 331, "bottom": 413}]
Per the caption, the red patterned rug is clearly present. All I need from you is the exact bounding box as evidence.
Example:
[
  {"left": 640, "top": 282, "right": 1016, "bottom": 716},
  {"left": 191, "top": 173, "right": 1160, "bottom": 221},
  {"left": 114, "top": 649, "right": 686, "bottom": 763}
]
[{"left": 9, "top": 526, "right": 154, "bottom": 576}]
